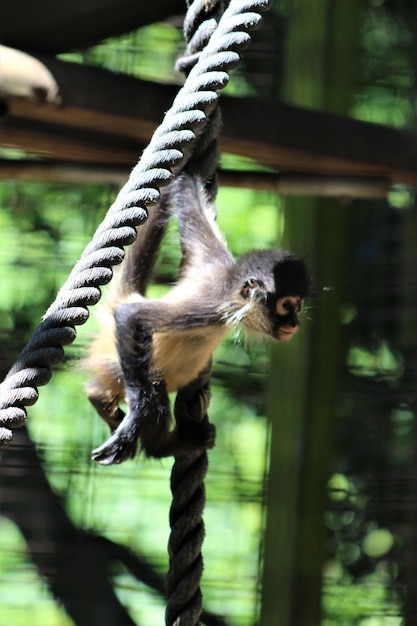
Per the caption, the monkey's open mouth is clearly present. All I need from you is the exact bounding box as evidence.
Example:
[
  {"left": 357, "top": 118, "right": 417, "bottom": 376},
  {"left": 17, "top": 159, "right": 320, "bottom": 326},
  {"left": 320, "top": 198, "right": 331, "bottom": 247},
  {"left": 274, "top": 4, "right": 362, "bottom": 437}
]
[{"left": 277, "top": 326, "right": 298, "bottom": 341}]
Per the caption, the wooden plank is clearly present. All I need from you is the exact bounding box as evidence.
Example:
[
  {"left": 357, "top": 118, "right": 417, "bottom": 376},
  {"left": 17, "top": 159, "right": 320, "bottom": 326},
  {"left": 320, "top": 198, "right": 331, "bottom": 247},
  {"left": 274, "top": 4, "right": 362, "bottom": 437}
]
[
  {"left": 1, "top": 55, "right": 417, "bottom": 182},
  {"left": 0, "top": 160, "right": 390, "bottom": 199},
  {"left": 0, "top": 120, "right": 143, "bottom": 163},
  {"left": 221, "top": 97, "right": 417, "bottom": 183}
]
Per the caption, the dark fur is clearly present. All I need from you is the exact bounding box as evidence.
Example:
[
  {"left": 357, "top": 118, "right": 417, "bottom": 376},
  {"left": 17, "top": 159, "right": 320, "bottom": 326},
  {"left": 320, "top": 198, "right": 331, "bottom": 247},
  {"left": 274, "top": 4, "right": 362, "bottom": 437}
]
[{"left": 85, "top": 173, "right": 310, "bottom": 465}]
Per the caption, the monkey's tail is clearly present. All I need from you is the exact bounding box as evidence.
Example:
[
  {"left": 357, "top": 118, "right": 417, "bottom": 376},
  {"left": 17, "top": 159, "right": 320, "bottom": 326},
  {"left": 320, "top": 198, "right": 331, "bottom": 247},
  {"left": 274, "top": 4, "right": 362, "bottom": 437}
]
[{"left": 112, "top": 186, "right": 172, "bottom": 299}]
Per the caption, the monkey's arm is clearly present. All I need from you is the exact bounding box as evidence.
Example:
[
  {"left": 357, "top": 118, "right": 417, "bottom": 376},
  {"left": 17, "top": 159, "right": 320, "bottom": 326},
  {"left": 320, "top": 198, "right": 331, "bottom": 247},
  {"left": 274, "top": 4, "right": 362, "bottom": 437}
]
[
  {"left": 114, "top": 185, "right": 172, "bottom": 299},
  {"left": 172, "top": 172, "right": 235, "bottom": 271}
]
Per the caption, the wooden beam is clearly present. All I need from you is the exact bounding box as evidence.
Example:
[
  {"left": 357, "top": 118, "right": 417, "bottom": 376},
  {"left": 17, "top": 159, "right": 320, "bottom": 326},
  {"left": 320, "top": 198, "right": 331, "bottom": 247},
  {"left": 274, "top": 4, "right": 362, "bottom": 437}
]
[
  {"left": 1, "top": 53, "right": 417, "bottom": 183},
  {"left": 0, "top": 160, "right": 390, "bottom": 199},
  {"left": 0, "top": 119, "right": 144, "bottom": 163},
  {"left": 220, "top": 98, "right": 417, "bottom": 184}
]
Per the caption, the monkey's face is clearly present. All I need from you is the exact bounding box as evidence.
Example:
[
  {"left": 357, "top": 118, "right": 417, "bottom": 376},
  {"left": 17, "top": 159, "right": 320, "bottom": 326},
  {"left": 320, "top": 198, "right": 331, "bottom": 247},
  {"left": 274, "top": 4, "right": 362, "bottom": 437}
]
[
  {"left": 274, "top": 295, "right": 305, "bottom": 340},
  {"left": 231, "top": 250, "right": 310, "bottom": 341},
  {"left": 237, "top": 277, "right": 306, "bottom": 341}
]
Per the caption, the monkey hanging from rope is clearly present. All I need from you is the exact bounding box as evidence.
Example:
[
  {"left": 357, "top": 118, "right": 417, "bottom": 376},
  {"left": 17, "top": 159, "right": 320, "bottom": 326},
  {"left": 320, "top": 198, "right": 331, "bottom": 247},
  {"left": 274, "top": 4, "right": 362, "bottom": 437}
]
[{"left": 84, "top": 169, "right": 311, "bottom": 465}]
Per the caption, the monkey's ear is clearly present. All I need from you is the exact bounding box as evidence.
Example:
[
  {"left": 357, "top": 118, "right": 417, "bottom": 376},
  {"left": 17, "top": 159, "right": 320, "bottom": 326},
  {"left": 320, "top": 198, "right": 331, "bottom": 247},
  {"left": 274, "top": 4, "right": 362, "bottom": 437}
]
[{"left": 241, "top": 277, "right": 267, "bottom": 301}]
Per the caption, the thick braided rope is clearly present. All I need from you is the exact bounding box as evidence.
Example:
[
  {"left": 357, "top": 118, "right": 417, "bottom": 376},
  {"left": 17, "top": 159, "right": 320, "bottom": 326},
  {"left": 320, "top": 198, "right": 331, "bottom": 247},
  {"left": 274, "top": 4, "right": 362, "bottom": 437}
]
[
  {"left": 166, "top": 451, "right": 209, "bottom": 626},
  {"left": 165, "top": 5, "right": 224, "bottom": 626},
  {"left": 176, "top": 0, "right": 226, "bottom": 75},
  {"left": 0, "top": 0, "right": 271, "bottom": 447}
]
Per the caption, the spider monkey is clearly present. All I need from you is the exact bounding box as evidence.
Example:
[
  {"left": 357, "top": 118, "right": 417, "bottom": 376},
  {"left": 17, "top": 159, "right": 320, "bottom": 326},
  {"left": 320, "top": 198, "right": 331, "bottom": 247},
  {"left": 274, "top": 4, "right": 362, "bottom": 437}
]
[{"left": 85, "top": 171, "right": 311, "bottom": 465}]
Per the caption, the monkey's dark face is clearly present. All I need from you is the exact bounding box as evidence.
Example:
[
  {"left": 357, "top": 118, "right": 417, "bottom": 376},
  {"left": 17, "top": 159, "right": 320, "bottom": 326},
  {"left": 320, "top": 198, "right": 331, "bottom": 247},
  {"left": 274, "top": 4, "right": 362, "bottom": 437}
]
[
  {"left": 238, "top": 277, "right": 307, "bottom": 341},
  {"left": 269, "top": 253, "right": 310, "bottom": 340},
  {"left": 273, "top": 295, "right": 305, "bottom": 340},
  {"left": 234, "top": 250, "right": 310, "bottom": 341}
]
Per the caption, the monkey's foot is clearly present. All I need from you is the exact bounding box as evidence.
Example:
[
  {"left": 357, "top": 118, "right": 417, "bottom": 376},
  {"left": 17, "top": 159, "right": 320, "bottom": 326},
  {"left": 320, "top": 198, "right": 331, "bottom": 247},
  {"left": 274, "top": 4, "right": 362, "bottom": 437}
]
[{"left": 92, "top": 423, "right": 138, "bottom": 465}]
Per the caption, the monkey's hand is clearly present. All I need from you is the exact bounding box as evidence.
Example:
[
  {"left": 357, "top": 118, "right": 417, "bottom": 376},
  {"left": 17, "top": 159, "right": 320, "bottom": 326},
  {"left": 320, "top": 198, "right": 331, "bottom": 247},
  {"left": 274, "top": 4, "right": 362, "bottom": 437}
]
[
  {"left": 91, "top": 412, "right": 140, "bottom": 465},
  {"left": 92, "top": 379, "right": 173, "bottom": 464},
  {"left": 241, "top": 276, "right": 267, "bottom": 303}
]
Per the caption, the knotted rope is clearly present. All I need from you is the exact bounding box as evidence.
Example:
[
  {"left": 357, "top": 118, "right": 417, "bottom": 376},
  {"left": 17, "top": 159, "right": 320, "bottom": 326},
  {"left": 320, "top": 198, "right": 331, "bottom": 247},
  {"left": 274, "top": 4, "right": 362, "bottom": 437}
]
[{"left": 165, "top": 4, "right": 225, "bottom": 625}]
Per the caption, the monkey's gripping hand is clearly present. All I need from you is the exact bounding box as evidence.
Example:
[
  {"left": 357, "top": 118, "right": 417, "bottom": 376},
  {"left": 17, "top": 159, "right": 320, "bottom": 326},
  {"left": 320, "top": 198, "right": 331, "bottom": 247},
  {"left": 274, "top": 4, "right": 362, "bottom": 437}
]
[
  {"left": 91, "top": 416, "right": 139, "bottom": 465},
  {"left": 91, "top": 379, "right": 170, "bottom": 465}
]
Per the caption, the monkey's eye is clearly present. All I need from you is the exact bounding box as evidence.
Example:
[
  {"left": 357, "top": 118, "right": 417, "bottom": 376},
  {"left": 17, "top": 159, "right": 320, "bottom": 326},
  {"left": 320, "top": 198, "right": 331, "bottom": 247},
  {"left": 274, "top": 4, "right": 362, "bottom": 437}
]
[{"left": 276, "top": 296, "right": 303, "bottom": 317}]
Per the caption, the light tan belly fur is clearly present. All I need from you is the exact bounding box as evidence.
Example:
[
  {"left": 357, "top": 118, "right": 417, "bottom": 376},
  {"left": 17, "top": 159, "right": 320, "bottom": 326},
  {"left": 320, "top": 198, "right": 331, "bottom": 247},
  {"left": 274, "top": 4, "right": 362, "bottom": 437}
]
[{"left": 151, "top": 326, "right": 227, "bottom": 392}]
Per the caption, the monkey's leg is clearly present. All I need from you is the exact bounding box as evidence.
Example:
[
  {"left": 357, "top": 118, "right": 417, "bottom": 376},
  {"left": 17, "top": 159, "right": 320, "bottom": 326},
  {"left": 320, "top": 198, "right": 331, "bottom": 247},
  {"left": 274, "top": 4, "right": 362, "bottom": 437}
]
[
  {"left": 86, "top": 361, "right": 125, "bottom": 432},
  {"left": 92, "top": 301, "right": 216, "bottom": 464},
  {"left": 91, "top": 303, "right": 172, "bottom": 465}
]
